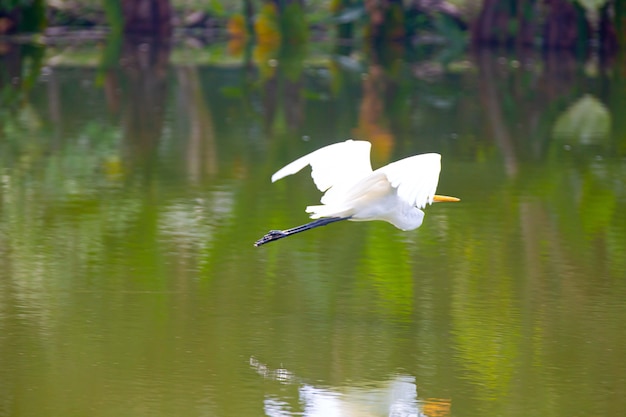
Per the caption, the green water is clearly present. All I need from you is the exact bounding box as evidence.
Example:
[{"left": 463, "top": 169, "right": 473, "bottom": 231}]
[{"left": 1, "top": 40, "right": 625, "bottom": 417}]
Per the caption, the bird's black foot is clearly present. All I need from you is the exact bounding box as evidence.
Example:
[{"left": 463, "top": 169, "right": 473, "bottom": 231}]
[{"left": 254, "top": 230, "right": 287, "bottom": 247}]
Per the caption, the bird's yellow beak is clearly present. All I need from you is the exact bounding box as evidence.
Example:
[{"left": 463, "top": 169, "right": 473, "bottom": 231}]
[{"left": 433, "top": 195, "right": 460, "bottom": 203}]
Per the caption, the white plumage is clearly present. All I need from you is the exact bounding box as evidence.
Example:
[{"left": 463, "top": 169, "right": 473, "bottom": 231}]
[
  {"left": 272, "top": 140, "right": 444, "bottom": 231},
  {"left": 255, "top": 140, "right": 458, "bottom": 246}
]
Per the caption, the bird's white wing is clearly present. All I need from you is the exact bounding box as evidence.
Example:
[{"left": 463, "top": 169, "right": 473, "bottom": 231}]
[
  {"left": 271, "top": 140, "right": 373, "bottom": 192},
  {"left": 377, "top": 153, "right": 441, "bottom": 209}
]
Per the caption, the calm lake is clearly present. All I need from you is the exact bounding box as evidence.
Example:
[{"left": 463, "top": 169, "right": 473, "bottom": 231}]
[{"left": 1, "top": 37, "right": 625, "bottom": 417}]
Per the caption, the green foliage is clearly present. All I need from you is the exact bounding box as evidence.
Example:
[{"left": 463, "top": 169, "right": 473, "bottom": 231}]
[
  {"left": 0, "top": 0, "right": 34, "bottom": 12},
  {"left": 0, "top": 0, "right": 46, "bottom": 31},
  {"left": 431, "top": 13, "right": 467, "bottom": 64},
  {"left": 330, "top": 4, "right": 366, "bottom": 24},
  {"left": 358, "top": 223, "right": 413, "bottom": 319},
  {"left": 96, "top": 33, "right": 122, "bottom": 86},
  {"left": 580, "top": 173, "right": 617, "bottom": 235},
  {"left": 102, "top": 0, "right": 123, "bottom": 34},
  {"left": 577, "top": 0, "right": 609, "bottom": 12},
  {"left": 280, "top": 2, "right": 309, "bottom": 45},
  {"left": 552, "top": 95, "right": 611, "bottom": 145}
]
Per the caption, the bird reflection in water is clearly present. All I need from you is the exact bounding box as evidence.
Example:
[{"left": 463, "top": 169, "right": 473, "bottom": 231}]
[{"left": 250, "top": 356, "right": 451, "bottom": 417}]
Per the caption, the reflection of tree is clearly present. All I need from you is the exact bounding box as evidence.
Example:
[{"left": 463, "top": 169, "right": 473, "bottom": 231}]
[
  {"left": 474, "top": 48, "right": 593, "bottom": 170},
  {"left": 360, "top": 223, "right": 413, "bottom": 319},
  {"left": 257, "top": 52, "right": 306, "bottom": 135},
  {"left": 0, "top": 42, "right": 22, "bottom": 97},
  {"left": 471, "top": 0, "right": 612, "bottom": 51},
  {"left": 0, "top": 43, "right": 44, "bottom": 117},
  {"left": 244, "top": 1, "right": 308, "bottom": 136},
  {"left": 353, "top": 63, "right": 395, "bottom": 161},
  {"left": 121, "top": 0, "right": 172, "bottom": 36},
  {"left": 0, "top": 0, "right": 45, "bottom": 34},
  {"left": 446, "top": 156, "right": 626, "bottom": 414},
  {"left": 176, "top": 67, "right": 218, "bottom": 181},
  {"left": 2, "top": 42, "right": 626, "bottom": 417},
  {"left": 352, "top": 44, "right": 412, "bottom": 162},
  {"left": 476, "top": 49, "right": 518, "bottom": 176},
  {"left": 447, "top": 143, "right": 624, "bottom": 416},
  {"left": 261, "top": 70, "right": 279, "bottom": 133},
  {"left": 118, "top": 37, "right": 170, "bottom": 164},
  {"left": 451, "top": 254, "right": 521, "bottom": 403},
  {"left": 364, "top": 0, "right": 405, "bottom": 42}
]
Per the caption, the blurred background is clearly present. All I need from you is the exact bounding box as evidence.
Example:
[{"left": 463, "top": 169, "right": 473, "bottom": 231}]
[{"left": 1, "top": 1, "right": 625, "bottom": 417}]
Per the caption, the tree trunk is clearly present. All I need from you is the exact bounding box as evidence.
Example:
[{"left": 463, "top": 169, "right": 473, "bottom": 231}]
[
  {"left": 121, "top": 0, "right": 172, "bottom": 36},
  {"left": 120, "top": 37, "right": 170, "bottom": 162},
  {"left": 471, "top": 0, "right": 594, "bottom": 51},
  {"left": 364, "top": 0, "right": 406, "bottom": 42},
  {"left": 617, "top": 0, "right": 626, "bottom": 49},
  {"left": 599, "top": 2, "right": 618, "bottom": 53},
  {"left": 471, "top": 0, "right": 536, "bottom": 47},
  {"left": 543, "top": 0, "right": 589, "bottom": 50}
]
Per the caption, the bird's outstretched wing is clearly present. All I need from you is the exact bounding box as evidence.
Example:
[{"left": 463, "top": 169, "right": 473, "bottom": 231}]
[
  {"left": 377, "top": 153, "right": 441, "bottom": 209},
  {"left": 271, "top": 140, "right": 373, "bottom": 192}
]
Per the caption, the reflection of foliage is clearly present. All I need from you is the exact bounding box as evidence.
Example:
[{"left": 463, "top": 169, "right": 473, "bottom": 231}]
[
  {"left": 278, "top": 3, "right": 308, "bottom": 81},
  {"left": 102, "top": 0, "right": 123, "bottom": 34},
  {"left": 280, "top": 3, "right": 309, "bottom": 46},
  {"left": 221, "top": 4, "right": 310, "bottom": 133},
  {"left": 254, "top": 3, "right": 281, "bottom": 48},
  {"left": 364, "top": 0, "right": 405, "bottom": 41},
  {"left": 251, "top": 3, "right": 308, "bottom": 83},
  {"left": 577, "top": 0, "right": 609, "bottom": 13},
  {"left": 360, "top": 223, "right": 413, "bottom": 320},
  {"left": 0, "top": 118, "right": 138, "bottom": 298},
  {"left": 330, "top": 0, "right": 366, "bottom": 24},
  {"left": 96, "top": 32, "right": 122, "bottom": 86},
  {"left": 430, "top": 14, "right": 467, "bottom": 65},
  {"left": 2, "top": 45, "right": 626, "bottom": 417},
  {"left": 227, "top": 13, "right": 247, "bottom": 39},
  {"left": 226, "top": 14, "right": 250, "bottom": 44},
  {"left": 0, "top": 44, "right": 44, "bottom": 133},
  {"left": 579, "top": 172, "right": 617, "bottom": 235},
  {"left": 452, "top": 258, "right": 521, "bottom": 402},
  {"left": 552, "top": 94, "right": 611, "bottom": 146},
  {"left": 253, "top": 4, "right": 281, "bottom": 78},
  {"left": 226, "top": 13, "right": 249, "bottom": 57},
  {"left": 0, "top": 0, "right": 45, "bottom": 32}
]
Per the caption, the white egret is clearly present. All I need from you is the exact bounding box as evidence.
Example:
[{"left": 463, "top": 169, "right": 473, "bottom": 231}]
[{"left": 254, "top": 140, "right": 459, "bottom": 246}]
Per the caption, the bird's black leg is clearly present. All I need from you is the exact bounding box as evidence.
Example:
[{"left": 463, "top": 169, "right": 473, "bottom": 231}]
[{"left": 254, "top": 217, "right": 350, "bottom": 247}]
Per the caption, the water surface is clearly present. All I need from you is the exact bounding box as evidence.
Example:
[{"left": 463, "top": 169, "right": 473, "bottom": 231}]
[{"left": 0, "top": 39, "right": 625, "bottom": 417}]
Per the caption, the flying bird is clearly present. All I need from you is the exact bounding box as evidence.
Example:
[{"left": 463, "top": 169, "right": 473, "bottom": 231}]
[{"left": 255, "top": 140, "right": 459, "bottom": 246}]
